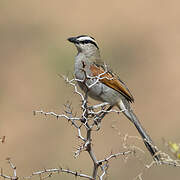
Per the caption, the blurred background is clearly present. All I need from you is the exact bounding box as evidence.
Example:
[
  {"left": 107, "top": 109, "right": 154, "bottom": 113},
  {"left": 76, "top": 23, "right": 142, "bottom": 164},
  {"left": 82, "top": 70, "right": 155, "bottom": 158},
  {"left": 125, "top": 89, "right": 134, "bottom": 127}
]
[{"left": 0, "top": 0, "right": 180, "bottom": 179}]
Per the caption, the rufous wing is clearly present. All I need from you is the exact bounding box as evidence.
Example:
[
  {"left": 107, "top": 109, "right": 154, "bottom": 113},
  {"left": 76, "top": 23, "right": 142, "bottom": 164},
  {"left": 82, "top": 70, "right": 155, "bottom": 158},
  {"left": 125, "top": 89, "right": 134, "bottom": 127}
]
[{"left": 90, "top": 64, "right": 134, "bottom": 102}]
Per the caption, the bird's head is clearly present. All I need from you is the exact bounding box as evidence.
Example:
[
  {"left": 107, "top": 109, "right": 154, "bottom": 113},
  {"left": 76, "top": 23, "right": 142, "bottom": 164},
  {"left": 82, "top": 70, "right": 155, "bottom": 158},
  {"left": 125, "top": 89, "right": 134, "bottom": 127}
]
[{"left": 68, "top": 35, "right": 100, "bottom": 57}]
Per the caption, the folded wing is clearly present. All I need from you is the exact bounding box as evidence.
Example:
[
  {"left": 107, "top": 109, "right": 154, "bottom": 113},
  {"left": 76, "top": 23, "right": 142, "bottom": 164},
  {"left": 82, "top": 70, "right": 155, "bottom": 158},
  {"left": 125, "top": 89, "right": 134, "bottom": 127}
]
[{"left": 90, "top": 63, "right": 134, "bottom": 102}]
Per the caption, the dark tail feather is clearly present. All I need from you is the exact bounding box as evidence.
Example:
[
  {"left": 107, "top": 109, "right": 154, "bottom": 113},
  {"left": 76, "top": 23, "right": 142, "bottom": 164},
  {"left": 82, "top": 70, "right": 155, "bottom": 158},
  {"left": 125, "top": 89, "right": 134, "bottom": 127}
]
[{"left": 123, "top": 109, "right": 161, "bottom": 161}]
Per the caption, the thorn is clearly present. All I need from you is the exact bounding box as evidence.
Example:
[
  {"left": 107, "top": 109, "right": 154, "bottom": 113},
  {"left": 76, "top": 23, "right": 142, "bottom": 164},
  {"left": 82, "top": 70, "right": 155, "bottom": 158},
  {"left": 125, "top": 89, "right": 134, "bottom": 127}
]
[
  {"left": 58, "top": 165, "right": 62, "bottom": 172},
  {"left": 74, "top": 112, "right": 77, "bottom": 117},
  {"left": 57, "top": 74, "right": 63, "bottom": 78}
]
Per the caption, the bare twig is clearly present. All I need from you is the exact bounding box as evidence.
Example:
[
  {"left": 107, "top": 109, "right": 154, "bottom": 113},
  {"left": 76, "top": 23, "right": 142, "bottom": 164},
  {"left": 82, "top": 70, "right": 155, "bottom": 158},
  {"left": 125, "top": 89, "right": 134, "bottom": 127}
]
[
  {"left": 0, "top": 158, "right": 18, "bottom": 180},
  {"left": 32, "top": 71, "right": 180, "bottom": 179},
  {"left": 25, "top": 167, "right": 93, "bottom": 180}
]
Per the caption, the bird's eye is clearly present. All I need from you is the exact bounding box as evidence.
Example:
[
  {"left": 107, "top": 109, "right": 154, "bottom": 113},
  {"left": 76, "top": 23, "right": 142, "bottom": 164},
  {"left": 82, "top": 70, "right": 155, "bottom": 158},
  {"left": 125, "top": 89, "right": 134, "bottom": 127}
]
[
  {"left": 81, "top": 40, "right": 90, "bottom": 44},
  {"left": 80, "top": 40, "right": 99, "bottom": 49}
]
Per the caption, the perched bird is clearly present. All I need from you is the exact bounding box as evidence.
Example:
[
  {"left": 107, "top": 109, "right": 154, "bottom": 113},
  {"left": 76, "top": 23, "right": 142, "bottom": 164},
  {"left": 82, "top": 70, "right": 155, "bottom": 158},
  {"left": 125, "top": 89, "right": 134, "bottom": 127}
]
[{"left": 68, "top": 35, "right": 160, "bottom": 161}]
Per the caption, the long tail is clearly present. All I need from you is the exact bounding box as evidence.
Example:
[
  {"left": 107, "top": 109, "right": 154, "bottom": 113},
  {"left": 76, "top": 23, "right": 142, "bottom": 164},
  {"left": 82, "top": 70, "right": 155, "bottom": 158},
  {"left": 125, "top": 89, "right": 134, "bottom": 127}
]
[{"left": 121, "top": 107, "right": 161, "bottom": 161}]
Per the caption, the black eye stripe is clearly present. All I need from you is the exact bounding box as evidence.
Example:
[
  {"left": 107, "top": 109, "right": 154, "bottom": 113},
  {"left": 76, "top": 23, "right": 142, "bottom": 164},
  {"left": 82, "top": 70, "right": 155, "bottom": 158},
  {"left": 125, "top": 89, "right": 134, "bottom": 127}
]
[{"left": 78, "top": 40, "right": 99, "bottom": 49}]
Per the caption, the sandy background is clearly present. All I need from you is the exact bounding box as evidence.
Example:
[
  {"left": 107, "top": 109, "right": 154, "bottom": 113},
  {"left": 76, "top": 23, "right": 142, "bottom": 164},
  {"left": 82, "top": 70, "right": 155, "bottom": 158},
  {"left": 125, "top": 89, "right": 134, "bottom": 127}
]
[{"left": 0, "top": 0, "right": 180, "bottom": 179}]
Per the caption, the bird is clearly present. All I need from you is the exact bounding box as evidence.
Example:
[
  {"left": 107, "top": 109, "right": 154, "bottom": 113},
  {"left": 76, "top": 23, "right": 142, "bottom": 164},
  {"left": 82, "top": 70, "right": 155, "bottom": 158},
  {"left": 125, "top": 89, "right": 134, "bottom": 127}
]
[{"left": 67, "top": 35, "right": 160, "bottom": 162}]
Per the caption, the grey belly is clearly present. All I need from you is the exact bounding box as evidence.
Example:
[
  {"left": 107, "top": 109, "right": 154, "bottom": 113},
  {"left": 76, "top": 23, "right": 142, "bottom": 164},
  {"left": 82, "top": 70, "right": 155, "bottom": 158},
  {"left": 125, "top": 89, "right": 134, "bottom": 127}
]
[{"left": 77, "top": 79, "right": 121, "bottom": 106}]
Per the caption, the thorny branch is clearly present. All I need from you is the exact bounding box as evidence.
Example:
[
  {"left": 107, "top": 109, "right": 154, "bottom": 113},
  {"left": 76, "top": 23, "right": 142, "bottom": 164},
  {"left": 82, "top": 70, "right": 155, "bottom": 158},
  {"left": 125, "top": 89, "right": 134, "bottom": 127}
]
[
  {"left": 0, "top": 158, "right": 18, "bottom": 180},
  {"left": 33, "top": 70, "right": 180, "bottom": 179},
  {"left": 33, "top": 69, "right": 136, "bottom": 179},
  {"left": 1, "top": 67, "right": 180, "bottom": 180}
]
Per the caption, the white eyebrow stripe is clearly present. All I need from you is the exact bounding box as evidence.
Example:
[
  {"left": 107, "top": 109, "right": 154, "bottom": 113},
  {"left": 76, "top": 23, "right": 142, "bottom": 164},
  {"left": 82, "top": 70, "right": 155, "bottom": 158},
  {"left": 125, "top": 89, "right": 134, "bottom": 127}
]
[{"left": 77, "top": 36, "right": 97, "bottom": 43}]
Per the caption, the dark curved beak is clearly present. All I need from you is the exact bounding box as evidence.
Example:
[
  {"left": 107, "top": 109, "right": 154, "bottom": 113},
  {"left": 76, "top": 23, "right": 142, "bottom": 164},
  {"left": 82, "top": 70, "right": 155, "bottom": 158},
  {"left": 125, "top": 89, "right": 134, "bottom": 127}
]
[{"left": 67, "top": 37, "right": 78, "bottom": 43}]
